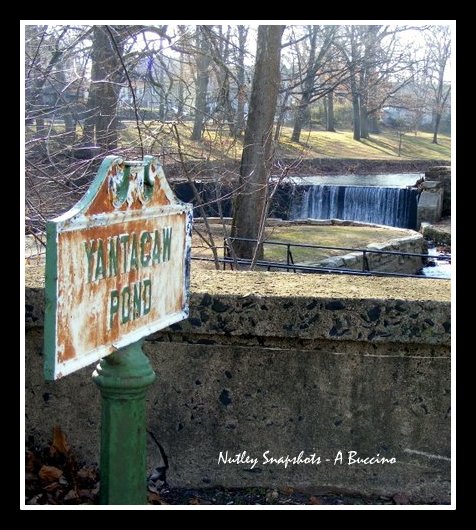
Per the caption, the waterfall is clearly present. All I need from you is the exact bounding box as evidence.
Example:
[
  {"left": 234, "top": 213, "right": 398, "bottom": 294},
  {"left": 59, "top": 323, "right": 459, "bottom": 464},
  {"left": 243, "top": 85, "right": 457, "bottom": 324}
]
[
  {"left": 292, "top": 185, "right": 418, "bottom": 229},
  {"left": 172, "top": 176, "right": 421, "bottom": 230}
]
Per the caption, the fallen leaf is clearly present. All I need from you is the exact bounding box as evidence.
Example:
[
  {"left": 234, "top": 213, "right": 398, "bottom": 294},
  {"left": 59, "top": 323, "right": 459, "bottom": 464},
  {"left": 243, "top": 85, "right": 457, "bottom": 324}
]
[
  {"left": 46, "top": 493, "right": 58, "bottom": 505},
  {"left": 265, "top": 490, "right": 279, "bottom": 503},
  {"left": 26, "top": 450, "right": 39, "bottom": 473},
  {"left": 148, "top": 492, "right": 169, "bottom": 505},
  {"left": 52, "top": 425, "right": 70, "bottom": 456},
  {"left": 64, "top": 489, "right": 80, "bottom": 502},
  {"left": 393, "top": 492, "right": 410, "bottom": 505},
  {"left": 78, "top": 489, "right": 98, "bottom": 501},
  {"left": 25, "top": 472, "right": 39, "bottom": 486},
  {"left": 39, "top": 465, "right": 63, "bottom": 483},
  {"left": 43, "top": 482, "right": 61, "bottom": 493},
  {"left": 308, "top": 496, "right": 322, "bottom": 505},
  {"left": 77, "top": 466, "right": 98, "bottom": 487}
]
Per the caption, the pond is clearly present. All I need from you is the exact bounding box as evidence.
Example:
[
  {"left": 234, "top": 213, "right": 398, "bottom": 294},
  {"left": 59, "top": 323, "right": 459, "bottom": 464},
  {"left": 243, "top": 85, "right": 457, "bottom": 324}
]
[{"left": 287, "top": 172, "right": 423, "bottom": 187}]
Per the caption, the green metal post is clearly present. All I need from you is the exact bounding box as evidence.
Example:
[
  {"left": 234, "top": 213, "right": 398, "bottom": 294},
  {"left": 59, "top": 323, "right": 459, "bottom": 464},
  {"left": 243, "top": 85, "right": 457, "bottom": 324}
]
[{"left": 92, "top": 339, "right": 156, "bottom": 505}]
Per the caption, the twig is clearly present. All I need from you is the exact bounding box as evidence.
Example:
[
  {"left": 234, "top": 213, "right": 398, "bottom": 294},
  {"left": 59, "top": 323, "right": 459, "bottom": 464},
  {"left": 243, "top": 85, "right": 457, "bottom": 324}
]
[
  {"left": 171, "top": 123, "right": 220, "bottom": 268},
  {"left": 105, "top": 25, "right": 144, "bottom": 159}
]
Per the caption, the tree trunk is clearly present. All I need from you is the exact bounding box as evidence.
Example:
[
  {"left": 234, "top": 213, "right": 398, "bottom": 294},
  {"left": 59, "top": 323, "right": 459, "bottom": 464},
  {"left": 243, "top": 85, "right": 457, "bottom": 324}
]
[
  {"left": 231, "top": 25, "right": 284, "bottom": 260},
  {"left": 25, "top": 35, "right": 64, "bottom": 136},
  {"left": 352, "top": 94, "right": 361, "bottom": 141},
  {"left": 347, "top": 28, "right": 361, "bottom": 142},
  {"left": 432, "top": 112, "right": 442, "bottom": 144},
  {"left": 274, "top": 86, "right": 291, "bottom": 142},
  {"left": 326, "top": 90, "right": 336, "bottom": 132},
  {"left": 82, "top": 26, "right": 125, "bottom": 150},
  {"left": 158, "top": 67, "right": 166, "bottom": 121},
  {"left": 191, "top": 27, "right": 211, "bottom": 141},
  {"left": 177, "top": 55, "right": 185, "bottom": 117},
  {"left": 35, "top": 117, "right": 46, "bottom": 134},
  {"left": 55, "top": 67, "right": 75, "bottom": 142},
  {"left": 233, "top": 25, "right": 248, "bottom": 138},
  {"left": 360, "top": 102, "right": 369, "bottom": 139},
  {"left": 291, "top": 26, "right": 318, "bottom": 143},
  {"left": 213, "top": 25, "right": 236, "bottom": 135},
  {"left": 291, "top": 103, "right": 306, "bottom": 142},
  {"left": 63, "top": 112, "right": 75, "bottom": 141},
  {"left": 223, "top": 76, "right": 236, "bottom": 137},
  {"left": 291, "top": 90, "right": 313, "bottom": 143},
  {"left": 369, "top": 114, "right": 379, "bottom": 134},
  {"left": 322, "top": 96, "right": 328, "bottom": 126},
  {"left": 429, "top": 29, "right": 450, "bottom": 146},
  {"left": 432, "top": 86, "right": 450, "bottom": 144}
]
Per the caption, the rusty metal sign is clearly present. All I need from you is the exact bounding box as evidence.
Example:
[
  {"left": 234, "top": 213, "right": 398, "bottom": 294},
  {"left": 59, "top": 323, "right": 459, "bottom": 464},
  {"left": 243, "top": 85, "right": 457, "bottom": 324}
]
[{"left": 44, "top": 156, "right": 192, "bottom": 380}]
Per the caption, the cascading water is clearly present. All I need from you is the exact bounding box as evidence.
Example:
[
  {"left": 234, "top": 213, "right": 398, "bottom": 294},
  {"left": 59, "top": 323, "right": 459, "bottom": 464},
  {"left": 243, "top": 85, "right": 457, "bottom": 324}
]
[
  {"left": 173, "top": 173, "right": 423, "bottom": 230},
  {"left": 293, "top": 185, "right": 419, "bottom": 229}
]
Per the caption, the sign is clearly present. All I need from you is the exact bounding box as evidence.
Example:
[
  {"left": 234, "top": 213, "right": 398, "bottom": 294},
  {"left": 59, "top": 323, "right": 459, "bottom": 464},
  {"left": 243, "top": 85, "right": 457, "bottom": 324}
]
[{"left": 44, "top": 156, "right": 193, "bottom": 380}]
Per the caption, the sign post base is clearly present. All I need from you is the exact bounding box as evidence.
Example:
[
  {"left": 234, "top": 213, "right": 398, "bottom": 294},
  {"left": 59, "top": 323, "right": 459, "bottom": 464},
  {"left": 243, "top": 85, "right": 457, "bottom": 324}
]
[{"left": 93, "top": 339, "right": 156, "bottom": 505}]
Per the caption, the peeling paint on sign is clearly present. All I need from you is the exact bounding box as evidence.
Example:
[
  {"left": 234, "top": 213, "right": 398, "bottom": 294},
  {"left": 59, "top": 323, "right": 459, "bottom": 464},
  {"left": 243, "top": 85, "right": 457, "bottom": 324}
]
[{"left": 44, "top": 156, "right": 193, "bottom": 380}]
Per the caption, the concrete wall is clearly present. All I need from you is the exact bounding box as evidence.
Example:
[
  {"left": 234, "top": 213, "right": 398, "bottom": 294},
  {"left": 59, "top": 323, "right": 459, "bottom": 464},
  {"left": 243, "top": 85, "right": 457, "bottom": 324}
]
[
  {"left": 198, "top": 219, "right": 427, "bottom": 275},
  {"left": 25, "top": 270, "right": 451, "bottom": 503},
  {"left": 417, "top": 181, "right": 444, "bottom": 227},
  {"left": 421, "top": 224, "right": 451, "bottom": 247},
  {"left": 425, "top": 166, "right": 451, "bottom": 216},
  {"left": 315, "top": 233, "right": 426, "bottom": 274}
]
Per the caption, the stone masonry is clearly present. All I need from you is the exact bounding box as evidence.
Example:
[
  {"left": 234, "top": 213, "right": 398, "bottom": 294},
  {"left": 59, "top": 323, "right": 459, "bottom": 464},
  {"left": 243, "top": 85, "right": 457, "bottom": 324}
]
[{"left": 25, "top": 269, "right": 451, "bottom": 503}]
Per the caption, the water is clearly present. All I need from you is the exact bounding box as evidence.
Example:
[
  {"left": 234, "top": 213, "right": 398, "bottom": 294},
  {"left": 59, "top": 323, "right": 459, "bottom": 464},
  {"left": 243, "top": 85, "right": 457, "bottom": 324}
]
[
  {"left": 291, "top": 184, "right": 419, "bottom": 228},
  {"left": 420, "top": 247, "right": 452, "bottom": 279},
  {"left": 173, "top": 173, "right": 424, "bottom": 228},
  {"left": 288, "top": 173, "right": 423, "bottom": 187}
]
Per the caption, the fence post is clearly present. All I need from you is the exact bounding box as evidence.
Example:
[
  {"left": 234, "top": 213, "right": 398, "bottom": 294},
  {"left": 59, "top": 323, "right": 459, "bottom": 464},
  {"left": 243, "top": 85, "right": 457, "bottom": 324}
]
[{"left": 362, "top": 251, "right": 370, "bottom": 272}]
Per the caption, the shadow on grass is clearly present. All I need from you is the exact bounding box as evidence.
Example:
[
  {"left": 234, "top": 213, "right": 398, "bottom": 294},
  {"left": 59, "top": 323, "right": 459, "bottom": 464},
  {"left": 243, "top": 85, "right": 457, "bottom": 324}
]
[
  {"left": 361, "top": 136, "right": 397, "bottom": 156},
  {"left": 400, "top": 135, "right": 450, "bottom": 158}
]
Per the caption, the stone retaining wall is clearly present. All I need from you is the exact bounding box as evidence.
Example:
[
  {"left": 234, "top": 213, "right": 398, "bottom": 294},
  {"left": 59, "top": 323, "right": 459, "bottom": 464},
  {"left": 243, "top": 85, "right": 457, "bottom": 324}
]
[
  {"left": 314, "top": 233, "right": 426, "bottom": 274},
  {"left": 425, "top": 166, "right": 451, "bottom": 216},
  {"left": 196, "top": 219, "right": 427, "bottom": 275},
  {"left": 25, "top": 270, "right": 451, "bottom": 503}
]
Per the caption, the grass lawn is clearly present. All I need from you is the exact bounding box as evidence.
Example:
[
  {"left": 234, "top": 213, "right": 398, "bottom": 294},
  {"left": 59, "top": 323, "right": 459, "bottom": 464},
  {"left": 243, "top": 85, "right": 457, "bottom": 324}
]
[
  {"left": 192, "top": 223, "right": 415, "bottom": 269},
  {"left": 118, "top": 121, "right": 451, "bottom": 163},
  {"left": 26, "top": 121, "right": 450, "bottom": 162},
  {"left": 277, "top": 128, "right": 451, "bottom": 161},
  {"left": 263, "top": 225, "right": 414, "bottom": 263}
]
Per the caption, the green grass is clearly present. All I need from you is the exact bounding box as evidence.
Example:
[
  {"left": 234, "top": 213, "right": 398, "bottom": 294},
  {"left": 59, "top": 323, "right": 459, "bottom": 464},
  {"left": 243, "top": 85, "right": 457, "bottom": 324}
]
[
  {"left": 262, "top": 225, "right": 412, "bottom": 263},
  {"left": 191, "top": 223, "right": 414, "bottom": 267},
  {"left": 119, "top": 121, "right": 243, "bottom": 163},
  {"left": 119, "top": 121, "right": 450, "bottom": 162},
  {"left": 26, "top": 121, "right": 451, "bottom": 162},
  {"left": 277, "top": 128, "right": 451, "bottom": 161}
]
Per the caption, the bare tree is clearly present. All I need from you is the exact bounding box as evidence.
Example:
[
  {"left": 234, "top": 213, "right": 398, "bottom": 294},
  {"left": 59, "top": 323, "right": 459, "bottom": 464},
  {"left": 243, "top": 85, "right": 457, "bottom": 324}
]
[
  {"left": 425, "top": 26, "right": 451, "bottom": 144},
  {"left": 25, "top": 23, "right": 449, "bottom": 263},
  {"left": 191, "top": 26, "right": 212, "bottom": 140},
  {"left": 25, "top": 25, "right": 92, "bottom": 137},
  {"left": 336, "top": 25, "right": 418, "bottom": 141},
  {"left": 337, "top": 25, "right": 362, "bottom": 141},
  {"left": 234, "top": 25, "right": 249, "bottom": 138},
  {"left": 325, "top": 90, "right": 336, "bottom": 131},
  {"left": 290, "top": 25, "right": 338, "bottom": 142},
  {"left": 81, "top": 25, "right": 133, "bottom": 150},
  {"left": 231, "top": 25, "right": 285, "bottom": 261}
]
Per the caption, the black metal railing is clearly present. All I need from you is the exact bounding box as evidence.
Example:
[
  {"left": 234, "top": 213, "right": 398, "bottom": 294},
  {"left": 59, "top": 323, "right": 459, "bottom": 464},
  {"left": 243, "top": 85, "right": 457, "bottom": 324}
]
[{"left": 190, "top": 237, "right": 451, "bottom": 280}]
